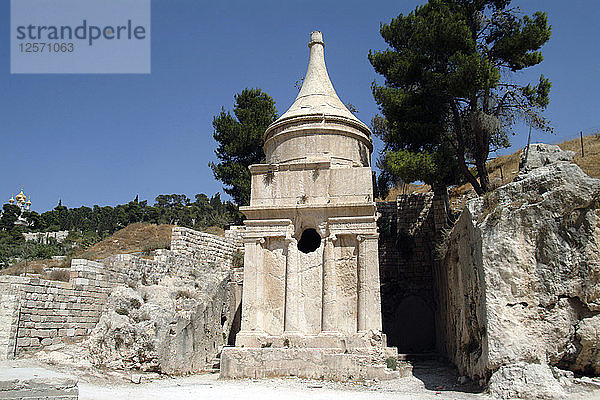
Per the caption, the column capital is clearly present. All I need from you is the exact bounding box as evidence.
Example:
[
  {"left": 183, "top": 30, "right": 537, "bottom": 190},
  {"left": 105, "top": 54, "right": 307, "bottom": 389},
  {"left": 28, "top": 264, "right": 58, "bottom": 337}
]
[
  {"left": 244, "top": 236, "right": 265, "bottom": 245},
  {"left": 356, "top": 233, "right": 379, "bottom": 242}
]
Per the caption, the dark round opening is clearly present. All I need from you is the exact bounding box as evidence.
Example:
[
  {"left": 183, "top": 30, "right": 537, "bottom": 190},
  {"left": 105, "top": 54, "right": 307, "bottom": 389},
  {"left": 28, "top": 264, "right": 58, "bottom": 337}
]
[{"left": 297, "top": 228, "right": 321, "bottom": 253}]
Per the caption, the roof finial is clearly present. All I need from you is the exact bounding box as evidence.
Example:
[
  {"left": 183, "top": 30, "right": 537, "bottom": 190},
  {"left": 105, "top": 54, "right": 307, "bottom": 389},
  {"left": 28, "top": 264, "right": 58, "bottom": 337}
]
[{"left": 309, "top": 31, "right": 324, "bottom": 47}]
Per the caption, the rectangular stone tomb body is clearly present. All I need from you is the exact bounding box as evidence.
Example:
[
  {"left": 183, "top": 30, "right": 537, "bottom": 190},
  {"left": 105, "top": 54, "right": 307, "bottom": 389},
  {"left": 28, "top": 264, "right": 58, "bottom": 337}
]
[{"left": 220, "top": 31, "right": 398, "bottom": 381}]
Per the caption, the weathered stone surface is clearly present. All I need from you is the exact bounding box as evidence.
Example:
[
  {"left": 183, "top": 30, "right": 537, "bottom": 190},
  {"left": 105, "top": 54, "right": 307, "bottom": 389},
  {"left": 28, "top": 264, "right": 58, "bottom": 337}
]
[
  {"left": 88, "top": 271, "right": 234, "bottom": 374},
  {"left": 220, "top": 347, "right": 408, "bottom": 381},
  {"left": 0, "top": 367, "right": 78, "bottom": 399},
  {"left": 575, "top": 314, "right": 600, "bottom": 374},
  {"left": 488, "top": 362, "right": 565, "bottom": 400},
  {"left": 519, "top": 143, "right": 575, "bottom": 171},
  {"left": 0, "top": 226, "right": 244, "bottom": 360},
  {"left": 436, "top": 143, "right": 600, "bottom": 390}
]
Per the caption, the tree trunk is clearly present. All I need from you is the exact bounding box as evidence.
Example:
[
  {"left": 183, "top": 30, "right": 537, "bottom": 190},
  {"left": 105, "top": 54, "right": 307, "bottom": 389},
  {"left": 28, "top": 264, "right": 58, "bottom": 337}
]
[
  {"left": 475, "top": 157, "right": 490, "bottom": 193},
  {"left": 451, "top": 101, "right": 485, "bottom": 195}
]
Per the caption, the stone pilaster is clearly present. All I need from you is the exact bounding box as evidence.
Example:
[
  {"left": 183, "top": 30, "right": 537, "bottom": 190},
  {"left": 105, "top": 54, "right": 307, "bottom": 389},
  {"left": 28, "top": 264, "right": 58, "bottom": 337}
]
[
  {"left": 284, "top": 237, "right": 300, "bottom": 332},
  {"left": 357, "top": 234, "right": 382, "bottom": 332},
  {"left": 321, "top": 234, "right": 337, "bottom": 332},
  {"left": 239, "top": 237, "right": 265, "bottom": 333}
]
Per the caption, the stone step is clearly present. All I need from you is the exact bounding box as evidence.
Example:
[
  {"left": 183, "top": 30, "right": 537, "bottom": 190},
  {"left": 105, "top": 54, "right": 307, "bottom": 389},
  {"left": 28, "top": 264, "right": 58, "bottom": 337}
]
[
  {"left": 209, "top": 345, "right": 226, "bottom": 369},
  {"left": 397, "top": 352, "right": 441, "bottom": 362}
]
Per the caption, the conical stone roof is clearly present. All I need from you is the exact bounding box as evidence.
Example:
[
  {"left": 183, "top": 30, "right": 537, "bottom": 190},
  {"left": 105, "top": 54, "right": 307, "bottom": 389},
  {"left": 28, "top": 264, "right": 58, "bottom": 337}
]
[
  {"left": 263, "top": 31, "right": 372, "bottom": 166},
  {"left": 273, "top": 31, "right": 367, "bottom": 128}
]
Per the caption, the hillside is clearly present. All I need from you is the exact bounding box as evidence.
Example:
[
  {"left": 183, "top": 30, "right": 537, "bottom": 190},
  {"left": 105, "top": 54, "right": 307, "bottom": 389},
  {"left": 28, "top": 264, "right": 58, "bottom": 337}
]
[
  {"left": 74, "top": 222, "right": 174, "bottom": 260},
  {"left": 382, "top": 133, "right": 600, "bottom": 205},
  {"left": 1, "top": 223, "right": 174, "bottom": 278}
]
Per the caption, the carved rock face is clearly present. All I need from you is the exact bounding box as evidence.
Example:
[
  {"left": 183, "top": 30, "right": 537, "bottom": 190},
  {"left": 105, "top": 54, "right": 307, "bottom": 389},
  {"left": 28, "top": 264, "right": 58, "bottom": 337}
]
[{"left": 439, "top": 142, "right": 600, "bottom": 385}]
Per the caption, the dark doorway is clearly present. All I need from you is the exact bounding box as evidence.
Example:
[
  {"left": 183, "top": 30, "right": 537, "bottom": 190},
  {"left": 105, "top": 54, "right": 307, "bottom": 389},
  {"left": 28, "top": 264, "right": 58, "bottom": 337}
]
[
  {"left": 386, "top": 295, "right": 435, "bottom": 352},
  {"left": 377, "top": 196, "right": 438, "bottom": 354}
]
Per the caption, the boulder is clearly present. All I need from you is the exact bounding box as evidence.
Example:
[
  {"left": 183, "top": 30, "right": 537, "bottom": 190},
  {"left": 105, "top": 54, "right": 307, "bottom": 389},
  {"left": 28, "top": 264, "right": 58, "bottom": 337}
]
[
  {"left": 519, "top": 143, "right": 575, "bottom": 171},
  {"left": 87, "top": 271, "right": 235, "bottom": 374},
  {"left": 488, "top": 362, "right": 565, "bottom": 400}
]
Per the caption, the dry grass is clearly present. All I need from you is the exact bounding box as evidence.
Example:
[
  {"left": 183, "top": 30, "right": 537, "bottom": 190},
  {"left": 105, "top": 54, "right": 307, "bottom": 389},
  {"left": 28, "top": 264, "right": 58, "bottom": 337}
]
[
  {"left": 75, "top": 223, "right": 173, "bottom": 261},
  {"left": 557, "top": 133, "right": 600, "bottom": 179},
  {"left": 1, "top": 223, "right": 174, "bottom": 276},
  {"left": 203, "top": 226, "right": 225, "bottom": 237},
  {"left": 448, "top": 150, "right": 522, "bottom": 209},
  {"left": 47, "top": 269, "right": 71, "bottom": 282},
  {"left": 384, "top": 133, "right": 600, "bottom": 209},
  {"left": 1, "top": 257, "right": 70, "bottom": 277}
]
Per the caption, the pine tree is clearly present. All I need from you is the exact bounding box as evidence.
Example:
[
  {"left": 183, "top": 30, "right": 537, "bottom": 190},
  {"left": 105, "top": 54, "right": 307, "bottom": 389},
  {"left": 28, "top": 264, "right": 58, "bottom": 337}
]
[
  {"left": 369, "top": 0, "right": 552, "bottom": 194},
  {"left": 209, "top": 88, "right": 278, "bottom": 205}
]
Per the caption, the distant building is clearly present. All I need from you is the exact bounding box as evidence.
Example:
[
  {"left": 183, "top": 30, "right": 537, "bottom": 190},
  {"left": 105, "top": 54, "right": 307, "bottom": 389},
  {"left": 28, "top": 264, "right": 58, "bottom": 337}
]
[{"left": 8, "top": 185, "right": 32, "bottom": 226}]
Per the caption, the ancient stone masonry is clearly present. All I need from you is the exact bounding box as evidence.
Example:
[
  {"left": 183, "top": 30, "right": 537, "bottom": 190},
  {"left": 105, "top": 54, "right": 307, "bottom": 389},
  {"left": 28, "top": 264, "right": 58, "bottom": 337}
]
[
  {"left": 376, "top": 190, "right": 449, "bottom": 353},
  {"left": 220, "top": 31, "right": 402, "bottom": 381},
  {"left": 0, "top": 226, "right": 243, "bottom": 371}
]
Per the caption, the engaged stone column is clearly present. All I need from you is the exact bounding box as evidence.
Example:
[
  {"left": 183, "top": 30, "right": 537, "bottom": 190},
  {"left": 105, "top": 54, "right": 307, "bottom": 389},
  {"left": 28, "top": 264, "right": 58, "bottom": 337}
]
[
  {"left": 284, "top": 237, "right": 300, "bottom": 332},
  {"left": 357, "top": 234, "right": 382, "bottom": 332},
  {"left": 321, "top": 234, "right": 337, "bottom": 332},
  {"left": 240, "top": 237, "right": 265, "bottom": 333}
]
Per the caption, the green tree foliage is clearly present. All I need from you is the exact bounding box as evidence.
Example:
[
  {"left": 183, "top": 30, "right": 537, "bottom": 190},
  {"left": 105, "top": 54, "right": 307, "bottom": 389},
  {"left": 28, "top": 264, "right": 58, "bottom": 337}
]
[
  {"left": 209, "top": 88, "right": 278, "bottom": 206},
  {"left": 0, "top": 204, "right": 21, "bottom": 231},
  {"left": 0, "top": 193, "right": 240, "bottom": 268},
  {"left": 369, "top": 0, "right": 552, "bottom": 194}
]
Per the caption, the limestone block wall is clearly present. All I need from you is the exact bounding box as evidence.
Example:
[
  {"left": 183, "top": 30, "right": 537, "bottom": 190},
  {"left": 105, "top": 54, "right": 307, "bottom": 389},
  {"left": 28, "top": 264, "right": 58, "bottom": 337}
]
[
  {"left": 171, "top": 227, "right": 237, "bottom": 267},
  {"left": 225, "top": 226, "right": 245, "bottom": 253},
  {"left": 0, "top": 294, "right": 20, "bottom": 359},
  {"left": 0, "top": 226, "right": 242, "bottom": 359},
  {"left": 376, "top": 191, "right": 448, "bottom": 353},
  {"left": 0, "top": 260, "right": 113, "bottom": 356}
]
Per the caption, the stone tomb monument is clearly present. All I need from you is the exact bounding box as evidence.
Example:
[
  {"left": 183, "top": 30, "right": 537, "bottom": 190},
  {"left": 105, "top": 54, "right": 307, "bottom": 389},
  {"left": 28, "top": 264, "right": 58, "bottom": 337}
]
[{"left": 220, "top": 31, "right": 399, "bottom": 380}]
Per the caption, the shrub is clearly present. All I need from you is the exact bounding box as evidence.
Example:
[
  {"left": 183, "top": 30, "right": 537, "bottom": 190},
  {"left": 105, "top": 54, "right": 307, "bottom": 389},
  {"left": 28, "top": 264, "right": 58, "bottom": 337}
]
[
  {"left": 231, "top": 251, "right": 244, "bottom": 268},
  {"left": 47, "top": 269, "right": 70, "bottom": 282},
  {"left": 385, "top": 357, "right": 398, "bottom": 371}
]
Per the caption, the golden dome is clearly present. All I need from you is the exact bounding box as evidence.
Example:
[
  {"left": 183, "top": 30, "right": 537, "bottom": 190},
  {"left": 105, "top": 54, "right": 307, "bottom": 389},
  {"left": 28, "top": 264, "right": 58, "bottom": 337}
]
[
  {"left": 15, "top": 187, "right": 26, "bottom": 203},
  {"left": 26, "top": 196, "right": 31, "bottom": 206},
  {"left": 9, "top": 196, "right": 15, "bottom": 204}
]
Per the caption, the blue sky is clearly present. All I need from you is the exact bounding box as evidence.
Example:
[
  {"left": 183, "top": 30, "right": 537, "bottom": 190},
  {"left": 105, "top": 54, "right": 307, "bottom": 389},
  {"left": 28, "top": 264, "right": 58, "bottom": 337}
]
[{"left": 1, "top": 0, "right": 599, "bottom": 212}]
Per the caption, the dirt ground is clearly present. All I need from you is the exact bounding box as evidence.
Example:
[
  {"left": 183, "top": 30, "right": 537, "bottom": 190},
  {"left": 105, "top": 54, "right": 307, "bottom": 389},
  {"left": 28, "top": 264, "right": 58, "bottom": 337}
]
[
  {"left": 78, "top": 360, "right": 488, "bottom": 400},
  {"left": 3, "top": 355, "right": 600, "bottom": 400},
  {"left": 76, "top": 360, "right": 600, "bottom": 400}
]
